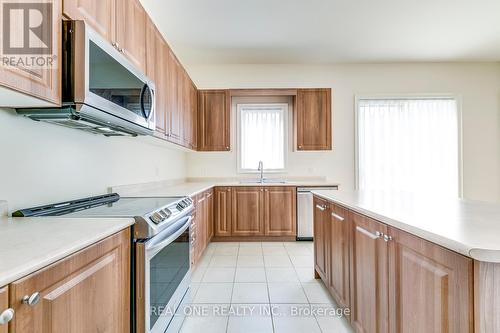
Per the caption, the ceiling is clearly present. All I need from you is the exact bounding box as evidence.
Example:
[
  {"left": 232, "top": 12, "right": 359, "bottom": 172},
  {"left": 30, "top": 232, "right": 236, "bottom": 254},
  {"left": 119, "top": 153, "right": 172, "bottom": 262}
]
[{"left": 141, "top": 0, "right": 500, "bottom": 65}]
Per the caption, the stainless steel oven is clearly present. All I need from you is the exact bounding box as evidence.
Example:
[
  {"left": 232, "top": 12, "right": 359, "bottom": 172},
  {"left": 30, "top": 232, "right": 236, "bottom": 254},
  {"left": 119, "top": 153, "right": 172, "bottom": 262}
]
[{"left": 135, "top": 213, "right": 193, "bottom": 333}]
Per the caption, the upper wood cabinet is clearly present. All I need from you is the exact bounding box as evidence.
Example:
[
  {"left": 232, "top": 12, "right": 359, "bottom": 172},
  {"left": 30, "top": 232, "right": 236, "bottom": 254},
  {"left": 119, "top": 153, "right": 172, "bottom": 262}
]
[
  {"left": 328, "top": 202, "right": 350, "bottom": 310},
  {"left": 115, "top": 0, "right": 146, "bottom": 73},
  {"left": 166, "top": 50, "right": 182, "bottom": 142},
  {"left": 0, "top": 0, "right": 61, "bottom": 105},
  {"left": 214, "top": 187, "right": 232, "bottom": 237},
  {"left": 0, "top": 286, "right": 9, "bottom": 333},
  {"left": 198, "top": 90, "right": 231, "bottom": 151},
  {"left": 350, "top": 212, "right": 388, "bottom": 333},
  {"left": 63, "top": 0, "right": 115, "bottom": 42},
  {"left": 231, "top": 187, "right": 264, "bottom": 236},
  {"left": 264, "top": 187, "right": 296, "bottom": 236},
  {"left": 387, "top": 226, "right": 473, "bottom": 333},
  {"left": 295, "top": 88, "right": 332, "bottom": 150},
  {"left": 8, "top": 229, "right": 130, "bottom": 333},
  {"left": 313, "top": 196, "right": 329, "bottom": 281}
]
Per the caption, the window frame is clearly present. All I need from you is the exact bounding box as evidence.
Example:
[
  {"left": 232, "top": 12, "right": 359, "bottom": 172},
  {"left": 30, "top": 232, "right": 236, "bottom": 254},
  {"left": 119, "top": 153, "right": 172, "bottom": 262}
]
[
  {"left": 236, "top": 103, "right": 289, "bottom": 173},
  {"left": 354, "top": 94, "right": 464, "bottom": 198}
]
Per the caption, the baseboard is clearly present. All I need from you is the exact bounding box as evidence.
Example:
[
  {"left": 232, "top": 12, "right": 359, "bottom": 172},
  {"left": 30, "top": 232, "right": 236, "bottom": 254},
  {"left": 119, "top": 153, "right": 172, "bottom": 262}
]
[{"left": 211, "top": 236, "right": 297, "bottom": 242}]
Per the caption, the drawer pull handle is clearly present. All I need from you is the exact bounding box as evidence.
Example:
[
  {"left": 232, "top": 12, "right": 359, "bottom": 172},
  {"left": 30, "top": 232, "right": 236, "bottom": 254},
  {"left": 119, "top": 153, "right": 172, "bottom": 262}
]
[
  {"left": 356, "top": 226, "right": 383, "bottom": 240},
  {"left": 331, "top": 213, "right": 345, "bottom": 221},
  {"left": 315, "top": 204, "right": 326, "bottom": 211},
  {"left": 0, "top": 308, "right": 14, "bottom": 325},
  {"left": 22, "top": 292, "right": 40, "bottom": 307},
  {"left": 383, "top": 234, "right": 393, "bottom": 242}
]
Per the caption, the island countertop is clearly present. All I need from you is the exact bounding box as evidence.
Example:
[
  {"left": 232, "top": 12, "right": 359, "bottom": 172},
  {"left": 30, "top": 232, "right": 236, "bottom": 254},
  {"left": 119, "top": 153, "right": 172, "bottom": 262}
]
[{"left": 311, "top": 190, "right": 500, "bottom": 263}]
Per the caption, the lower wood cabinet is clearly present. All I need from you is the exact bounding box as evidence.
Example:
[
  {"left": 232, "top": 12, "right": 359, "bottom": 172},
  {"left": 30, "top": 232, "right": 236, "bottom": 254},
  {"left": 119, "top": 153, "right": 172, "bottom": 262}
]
[
  {"left": 264, "top": 187, "right": 296, "bottom": 236},
  {"left": 387, "top": 226, "right": 473, "bottom": 333},
  {"left": 0, "top": 286, "right": 8, "bottom": 333},
  {"left": 192, "top": 189, "right": 214, "bottom": 265},
  {"left": 231, "top": 187, "right": 265, "bottom": 236},
  {"left": 8, "top": 229, "right": 130, "bottom": 333},
  {"left": 313, "top": 196, "right": 329, "bottom": 281},
  {"left": 214, "top": 187, "right": 232, "bottom": 237}
]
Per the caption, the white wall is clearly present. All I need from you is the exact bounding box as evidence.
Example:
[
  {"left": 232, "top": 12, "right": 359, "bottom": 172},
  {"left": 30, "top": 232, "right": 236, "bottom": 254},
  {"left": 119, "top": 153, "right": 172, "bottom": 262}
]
[
  {"left": 0, "top": 108, "right": 187, "bottom": 212},
  {"left": 186, "top": 63, "right": 500, "bottom": 203}
]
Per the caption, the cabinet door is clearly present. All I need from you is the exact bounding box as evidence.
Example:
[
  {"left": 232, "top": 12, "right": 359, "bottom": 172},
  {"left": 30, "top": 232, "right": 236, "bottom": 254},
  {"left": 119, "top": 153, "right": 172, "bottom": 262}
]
[
  {"left": 214, "top": 187, "right": 232, "bottom": 237},
  {"left": 0, "top": 0, "right": 61, "bottom": 105},
  {"left": 350, "top": 212, "right": 388, "bottom": 333},
  {"left": 387, "top": 227, "right": 473, "bottom": 333},
  {"left": 195, "top": 193, "right": 207, "bottom": 262},
  {"left": 9, "top": 229, "right": 130, "bottom": 333},
  {"left": 313, "top": 196, "right": 329, "bottom": 280},
  {"left": 264, "top": 187, "right": 297, "bottom": 236},
  {"left": 63, "top": 0, "right": 115, "bottom": 42},
  {"left": 198, "top": 90, "right": 231, "bottom": 151},
  {"left": 115, "top": 0, "right": 146, "bottom": 73},
  {"left": 146, "top": 19, "right": 167, "bottom": 135},
  {"left": 190, "top": 82, "right": 198, "bottom": 150},
  {"left": 328, "top": 203, "right": 350, "bottom": 309},
  {"left": 232, "top": 187, "right": 264, "bottom": 236},
  {"left": 182, "top": 72, "right": 192, "bottom": 148},
  {"left": 206, "top": 189, "right": 214, "bottom": 242},
  {"left": 166, "top": 50, "right": 182, "bottom": 142},
  {"left": 296, "top": 88, "right": 332, "bottom": 150},
  {"left": 0, "top": 286, "right": 8, "bottom": 333}
]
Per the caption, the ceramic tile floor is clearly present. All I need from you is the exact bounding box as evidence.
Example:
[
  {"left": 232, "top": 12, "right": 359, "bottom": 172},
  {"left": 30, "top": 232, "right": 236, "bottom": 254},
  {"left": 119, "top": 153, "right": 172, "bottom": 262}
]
[{"left": 166, "top": 241, "right": 353, "bottom": 333}]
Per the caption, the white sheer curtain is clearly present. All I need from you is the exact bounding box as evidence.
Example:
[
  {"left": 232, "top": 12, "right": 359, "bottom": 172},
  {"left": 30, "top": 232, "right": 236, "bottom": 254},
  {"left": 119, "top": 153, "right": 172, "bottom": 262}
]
[
  {"left": 239, "top": 104, "right": 286, "bottom": 171},
  {"left": 357, "top": 98, "right": 459, "bottom": 197}
]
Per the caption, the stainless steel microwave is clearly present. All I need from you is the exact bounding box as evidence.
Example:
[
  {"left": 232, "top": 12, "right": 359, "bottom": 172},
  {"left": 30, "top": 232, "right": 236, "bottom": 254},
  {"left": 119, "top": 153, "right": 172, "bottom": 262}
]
[{"left": 17, "top": 20, "right": 155, "bottom": 136}]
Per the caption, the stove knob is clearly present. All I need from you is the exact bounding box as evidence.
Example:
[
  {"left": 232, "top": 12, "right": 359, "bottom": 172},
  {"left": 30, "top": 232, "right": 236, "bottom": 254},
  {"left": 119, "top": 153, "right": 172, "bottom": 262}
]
[{"left": 163, "top": 208, "right": 172, "bottom": 218}]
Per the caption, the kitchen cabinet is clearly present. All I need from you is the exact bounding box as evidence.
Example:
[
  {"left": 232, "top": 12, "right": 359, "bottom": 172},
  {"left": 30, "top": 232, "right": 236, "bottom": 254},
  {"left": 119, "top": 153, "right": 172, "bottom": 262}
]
[
  {"left": 231, "top": 187, "right": 264, "bottom": 236},
  {"left": 0, "top": 286, "right": 10, "bottom": 332},
  {"left": 214, "top": 187, "right": 233, "bottom": 237},
  {"left": 182, "top": 74, "right": 198, "bottom": 149},
  {"left": 115, "top": 0, "right": 146, "bottom": 73},
  {"left": 146, "top": 18, "right": 167, "bottom": 135},
  {"left": 295, "top": 88, "right": 332, "bottom": 150},
  {"left": 0, "top": 0, "right": 61, "bottom": 105},
  {"left": 387, "top": 226, "right": 473, "bottom": 333},
  {"left": 8, "top": 229, "right": 130, "bottom": 333},
  {"left": 192, "top": 189, "right": 214, "bottom": 265},
  {"left": 198, "top": 90, "right": 231, "bottom": 151},
  {"left": 63, "top": 0, "right": 115, "bottom": 42},
  {"left": 167, "top": 50, "right": 182, "bottom": 142},
  {"left": 327, "top": 202, "right": 350, "bottom": 310},
  {"left": 350, "top": 212, "right": 389, "bottom": 333},
  {"left": 313, "top": 196, "right": 329, "bottom": 281},
  {"left": 206, "top": 189, "right": 214, "bottom": 241},
  {"left": 264, "top": 187, "right": 296, "bottom": 236}
]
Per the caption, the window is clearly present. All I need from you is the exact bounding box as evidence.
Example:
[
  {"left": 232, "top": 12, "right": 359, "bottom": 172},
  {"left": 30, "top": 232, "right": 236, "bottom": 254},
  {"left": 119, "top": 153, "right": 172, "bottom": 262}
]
[
  {"left": 356, "top": 98, "right": 460, "bottom": 197},
  {"left": 237, "top": 103, "right": 288, "bottom": 172}
]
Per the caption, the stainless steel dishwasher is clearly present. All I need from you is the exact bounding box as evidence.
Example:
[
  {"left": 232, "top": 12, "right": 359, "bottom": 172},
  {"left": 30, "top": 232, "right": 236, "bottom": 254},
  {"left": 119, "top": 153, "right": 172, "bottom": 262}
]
[{"left": 297, "top": 187, "right": 338, "bottom": 240}]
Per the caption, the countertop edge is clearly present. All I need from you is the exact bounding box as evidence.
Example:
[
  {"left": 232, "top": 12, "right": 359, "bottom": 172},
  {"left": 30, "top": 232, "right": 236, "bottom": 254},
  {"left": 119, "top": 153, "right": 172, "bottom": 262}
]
[
  {"left": 311, "top": 191, "right": 500, "bottom": 263},
  {"left": 0, "top": 219, "right": 134, "bottom": 287}
]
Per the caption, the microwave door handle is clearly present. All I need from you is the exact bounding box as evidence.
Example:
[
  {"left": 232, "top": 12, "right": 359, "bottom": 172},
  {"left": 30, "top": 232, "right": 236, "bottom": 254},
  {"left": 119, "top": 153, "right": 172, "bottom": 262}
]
[
  {"left": 146, "top": 216, "right": 192, "bottom": 255},
  {"left": 140, "top": 83, "right": 154, "bottom": 121}
]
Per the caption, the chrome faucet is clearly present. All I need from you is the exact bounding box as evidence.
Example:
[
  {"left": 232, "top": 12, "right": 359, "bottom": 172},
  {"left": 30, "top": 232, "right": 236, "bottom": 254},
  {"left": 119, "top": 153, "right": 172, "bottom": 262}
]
[{"left": 258, "top": 161, "right": 264, "bottom": 183}]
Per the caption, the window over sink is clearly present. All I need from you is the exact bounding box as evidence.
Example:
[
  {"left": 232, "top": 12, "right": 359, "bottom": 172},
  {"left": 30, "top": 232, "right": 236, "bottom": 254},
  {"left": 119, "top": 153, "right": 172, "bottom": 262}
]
[{"left": 237, "top": 103, "right": 288, "bottom": 172}]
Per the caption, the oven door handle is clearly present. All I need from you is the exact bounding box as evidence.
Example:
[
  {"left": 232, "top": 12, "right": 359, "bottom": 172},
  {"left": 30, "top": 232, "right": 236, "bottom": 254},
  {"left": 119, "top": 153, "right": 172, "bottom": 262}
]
[{"left": 146, "top": 216, "right": 192, "bottom": 255}]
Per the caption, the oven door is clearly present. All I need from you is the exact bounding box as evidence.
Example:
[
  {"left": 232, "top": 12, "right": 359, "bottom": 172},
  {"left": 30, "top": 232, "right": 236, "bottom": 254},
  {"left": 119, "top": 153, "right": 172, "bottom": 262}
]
[
  {"left": 68, "top": 20, "right": 155, "bottom": 132},
  {"left": 136, "top": 215, "right": 192, "bottom": 333}
]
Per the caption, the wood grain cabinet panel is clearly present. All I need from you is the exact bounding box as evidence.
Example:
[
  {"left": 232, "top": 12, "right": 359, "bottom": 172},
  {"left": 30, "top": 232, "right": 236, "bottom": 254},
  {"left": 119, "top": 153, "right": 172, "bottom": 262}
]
[
  {"left": 0, "top": 0, "right": 61, "bottom": 105},
  {"left": 166, "top": 50, "right": 182, "bottom": 142},
  {"left": 264, "top": 187, "right": 296, "bottom": 236},
  {"left": 63, "top": 0, "right": 115, "bottom": 42},
  {"left": 231, "top": 187, "right": 264, "bottom": 236},
  {"left": 206, "top": 189, "right": 214, "bottom": 241},
  {"left": 198, "top": 90, "right": 231, "bottom": 151},
  {"left": 387, "top": 227, "right": 473, "bottom": 333},
  {"left": 214, "top": 187, "right": 232, "bottom": 237},
  {"left": 8, "top": 229, "right": 130, "bottom": 333},
  {"left": 313, "top": 196, "right": 329, "bottom": 281},
  {"left": 0, "top": 286, "right": 8, "bottom": 333},
  {"left": 296, "top": 88, "right": 332, "bottom": 150},
  {"left": 350, "top": 212, "right": 388, "bottom": 333},
  {"left": 115, "top": 0, "right": 146, "bottom": 73},
  {"left": 328, "top": 203, "right": 350, "bottom": 310}
]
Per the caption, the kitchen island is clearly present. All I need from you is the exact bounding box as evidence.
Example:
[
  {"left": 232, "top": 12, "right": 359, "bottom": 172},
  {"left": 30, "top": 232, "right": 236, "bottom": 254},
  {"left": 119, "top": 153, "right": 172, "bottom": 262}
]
[{"left": 311, "top": 189, "right": 500, "bottom": 333}]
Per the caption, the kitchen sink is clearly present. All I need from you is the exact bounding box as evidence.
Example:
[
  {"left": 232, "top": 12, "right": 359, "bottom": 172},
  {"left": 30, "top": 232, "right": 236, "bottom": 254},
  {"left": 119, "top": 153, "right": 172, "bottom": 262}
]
[{"left": 239, "top": 179, "right": 287, "bottom": 184}]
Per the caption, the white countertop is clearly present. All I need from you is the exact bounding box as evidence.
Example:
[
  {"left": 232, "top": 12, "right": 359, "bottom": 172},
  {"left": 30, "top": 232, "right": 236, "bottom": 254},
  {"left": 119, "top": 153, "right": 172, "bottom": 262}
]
[
  {"left": 0, "top": 216, "right": 134, "bottom": 287},
  {"left": 112, "top": 179, "right": 340, "bottom": 198},
  {"left": 312, "top": 190, "right": 500, "bottom": 263}
]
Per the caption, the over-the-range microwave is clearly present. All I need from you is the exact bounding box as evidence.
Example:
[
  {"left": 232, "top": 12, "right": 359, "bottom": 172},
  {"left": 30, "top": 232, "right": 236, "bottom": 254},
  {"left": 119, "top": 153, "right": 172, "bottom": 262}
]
[{"left": 17, "top": 20, "right": 156, "bottom": 136}]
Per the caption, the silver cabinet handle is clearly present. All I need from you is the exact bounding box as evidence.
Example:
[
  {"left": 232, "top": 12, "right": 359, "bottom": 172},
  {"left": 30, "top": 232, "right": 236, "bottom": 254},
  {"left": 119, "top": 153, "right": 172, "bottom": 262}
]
[
  {"left": 315, "top": 204, "right": 326, "bottom": 211},
  {"left": 23, "top": 292, "right": 40, "bottom": 307},
  {"left": 356, "top": 226, "right": 383, "bottom": 240},
  {"left": 383, "top": 234, "right": 393, "bottom": 242},
  {"left": 331, "top": 212, "right": 345, "bottom": 221},
  {"left": 0, "top": 308, "right": 14, "bottom": 325}
]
